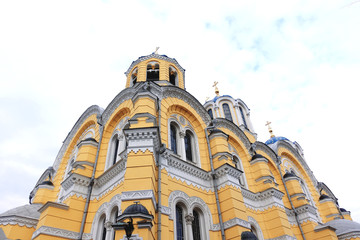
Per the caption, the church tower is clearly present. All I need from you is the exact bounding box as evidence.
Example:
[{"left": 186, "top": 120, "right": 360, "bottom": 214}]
[{"left": 1, "top": 52, "right": 359, "bottom": 240}]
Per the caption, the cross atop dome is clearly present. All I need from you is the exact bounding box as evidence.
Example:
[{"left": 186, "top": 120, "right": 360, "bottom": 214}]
[{"left": 265, "top": 121, "right": 275, "bottom": 138}]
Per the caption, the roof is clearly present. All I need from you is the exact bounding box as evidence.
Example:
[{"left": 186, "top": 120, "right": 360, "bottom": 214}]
[
  {"left": 211, "top": 95, "right": 233, "bottom": 103},
  {"left": 265, "top": 136, "right": 290, "bottom": 145},
  {"left": 0, "top": 204, "right": 42, "bottom": 220},
  {"left": 117, "top": 203, "right": 153, "bottom": 221},
  {"left": 323, "top": 219, "right": 360, "bottom": 237},
  {"left": 124, "top": 53, "right": 185, "bottom": 76}
]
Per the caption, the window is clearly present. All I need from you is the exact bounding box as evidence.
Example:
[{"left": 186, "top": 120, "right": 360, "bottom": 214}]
[
  {"left": 131, "top": 68, "right": 138, "bottom": 86},
  {"left": 169, "top": 66, "right": 178, "bottom": 85},
  {"left": 106, "top": 133, "right": 125, "bottom": 171},
  {"left": 170, "top": 124, "right": 178, "bottom": 154},
  {"left": 110, "top": 207, "right": 118, "bottom": 240},
  {"left": 176, "top": 205, "right": 184, "bottom": 240},
  {"left": 97, "top": 214, "right": 107, "bottom": 240},
  {"left": 168, "top": 117, "right": 199, "bottom": 166},
  {"left": 110, "top": 135, "right": 120, "bottom": 166},
  {"left": 222, "top": 103, "right": 233, "bottom": 122},
  {"left": 184, "top": 131, "right": 193, "bottom": 161},
  {"left": 147, "top": 62, "right": 159, "bottom": 81},
  {"left": 233, "top": 156, "right": 247, "bottom": 188},
  {"left": 112, "top": 137, "right": 119, "bottom": 165},
  {"left": 207, "top": 109, "right": 213, "bottom": 119},
  {"left": 192, "top": 210, "right": 201, "bottom": 240},
  {"left": 239, "top": 107, "right": 248, "bottom": 129}
]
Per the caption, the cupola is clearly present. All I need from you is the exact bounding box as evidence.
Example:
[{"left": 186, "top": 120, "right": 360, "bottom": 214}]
[
  {"left": 124, "top": 50, "right": 185, "bottom": 89},
  {"left": 203, "top": 82, "right": 255, "bottom": 134}
]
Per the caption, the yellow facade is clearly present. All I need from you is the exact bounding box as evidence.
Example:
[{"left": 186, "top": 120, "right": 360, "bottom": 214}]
[{"left": 1, "top": 53, "right": 360, "bottom": 240}]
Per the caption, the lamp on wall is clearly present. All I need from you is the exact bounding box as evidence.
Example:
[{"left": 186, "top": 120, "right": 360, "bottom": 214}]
[{"left": 112, "top": 201, "right": 153, "bottom": 240}]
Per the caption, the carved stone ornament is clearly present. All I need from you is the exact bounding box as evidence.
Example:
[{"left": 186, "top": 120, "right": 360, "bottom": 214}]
[{"left": 185, "top": 214, "right": 194, "bottom": 225}]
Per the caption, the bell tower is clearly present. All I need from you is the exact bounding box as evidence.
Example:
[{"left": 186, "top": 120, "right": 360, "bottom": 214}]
[{"left": 124, "top": 51, "right": 185, "bottom": 89}]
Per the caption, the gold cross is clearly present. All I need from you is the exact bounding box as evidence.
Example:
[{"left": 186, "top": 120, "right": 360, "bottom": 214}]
[
  {"left": 265, "top": 121, "right": 275, "bottom": 138},
  {"left": 154, "top": 47, "right": 160, "bottom": 54},
  {"left": 212, "top": 81, "right": 219, "bottom": 96}
]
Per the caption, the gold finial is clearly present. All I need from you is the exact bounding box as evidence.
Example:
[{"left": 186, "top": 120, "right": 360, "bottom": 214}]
[
  {"left": 212, "top": 81, "right": 219, "bottom": 96},
  {"left": 265, "top": 121, "right": 275, "bottom": 138},
  {"left": 154, "top": 47, "right": 160, "bottom": 54}
]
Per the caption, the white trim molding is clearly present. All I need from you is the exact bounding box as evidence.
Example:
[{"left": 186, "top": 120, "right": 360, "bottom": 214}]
[
  {"left": 242, "top": 188, "right": 285, "bottom": 212},
  {"left": 32, "top": 226, "right": 92, "bottom": 240},
  {"left": 0, "top": 215, "right": 38, "bottom": 229}
]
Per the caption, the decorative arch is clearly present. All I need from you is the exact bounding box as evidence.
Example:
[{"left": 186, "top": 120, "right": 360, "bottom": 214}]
[
  {"left": 248, "top": 216, "right": 264, "bottom": 240},
  {"left": 104, "top": 117, "right": 129, "bottom": 171},
  {"left": 168, "top": 190, "right": 214, "bottom": 233},
  {"left": 91, "top": 194, "right": 122, "bottom": 240},
  {"left": 146, "top": 61, "right": 160, "bottom": 81},
  {"left": 231, "top": 152, "right": 248, "bottom": 188},
  {"left": 52, "top": 105, "right": 103, "bottom": 172},
  {"left": 216, "top": 118, "right": 251, "bottom": 152},
  {"left": 162, "top": 87, "right": 211, "bottom": 126},
  {"left": 167, "top": 113, "right": 201, "bottom": 167}
]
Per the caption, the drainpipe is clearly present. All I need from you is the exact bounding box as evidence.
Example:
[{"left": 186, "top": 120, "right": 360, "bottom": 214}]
[
  {"left": 156, "top": 95, "right": 162, "bottom": 240},
  {"left": 79, "top": 117, "right": 104, "bottom": 240},
  {"left": 276, "top": 157, "right": 306, "bottom": 240},
  {"left": 205, "top": 122, "right": 226, "bottom": 240}
]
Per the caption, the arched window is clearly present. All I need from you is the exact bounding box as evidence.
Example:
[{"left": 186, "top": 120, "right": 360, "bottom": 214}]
[
  {"left": 184, "top": 131, "right": 193, "bottom": 161},
  {"left": 239, "top": 107, "right": 248, "bottom": 129},
  {"left": 168, "top": 117, "right": 200, "bottom": 166},
  {"left": 105, "top": 133, "right": 124, "bottom": 171},
  {"left": 207, "top": 109, "right": 213, "bottom": 119},
  {"left": 147, "top": 62, "right": 159, "bottom": 81},
  {"left": 222, "top": 103, "right": 233, "bottom": 122},
  {"left": 111, "top": 135, "right": 120, "bottom": 166},
  {"left": 113, "top": 136, "right": 119, "bottom": 165},
  {"left": 192, "top": 210, "right": 201, "bottom": 240},
  {"left": 170, "top": 124, "right": 178, "bottom": 154},
  {"left": 176, "top": 205, "right": 185, "bottom": 240},
  {"left": 233, "top": 156, "right": 247, "bottom": 188},
  {"left": 131, "top": 68, "right": 138, "bottom": 86},
  {"left": 169, "top": 66, "right": 178, "bottom": 85},
  {"left": 97, "top": 214, "right": 107, "bottom": 240},
  {"left": 110, "top": 207, "right": 118, "bottom": 240}
]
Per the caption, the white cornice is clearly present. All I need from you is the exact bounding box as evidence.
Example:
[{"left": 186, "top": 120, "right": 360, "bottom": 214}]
[
  {"left": 32, "top": 226, "right": 92, "bottom": 240},
  {"left": 242, "top": 188, "right": 285, "bottom": 212},
  {"left": 0, "top": 215, "right": 38, "bottom": 228}
]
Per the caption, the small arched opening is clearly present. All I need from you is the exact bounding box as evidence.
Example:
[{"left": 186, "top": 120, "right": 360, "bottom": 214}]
[{"left": 147, "top": 61, "right": 160, "bottom": 81}]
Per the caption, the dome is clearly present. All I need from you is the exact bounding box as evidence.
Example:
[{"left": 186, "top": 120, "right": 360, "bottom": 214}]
[
  {"left": 0, "top": 204, "right": 42, "bottom": 219},
  {"left": 265, "top": 136, "right": 289, "bottom": 145},
  {"left": 118, "top": 203, "right": 153, "bottom": 221},
  {"left": 323, "top": 219, "right": 360, "bottom": 237},
  {"left": 241, "top": 231, "right": 258, "bottom": 240},
  {"left": 123, "top": 203, "right": 150, "bottom": 215},
  {"left": 210, "top": 95, "right": 233, "bottom": 103}
]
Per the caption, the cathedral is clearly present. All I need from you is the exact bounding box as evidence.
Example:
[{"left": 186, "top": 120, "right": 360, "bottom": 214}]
[{"left": 1, "top": 52, "right": 360, "bottom": 240}]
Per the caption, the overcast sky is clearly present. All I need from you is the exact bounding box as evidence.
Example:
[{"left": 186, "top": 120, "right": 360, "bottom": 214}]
[{"left": 1, "top": 0, "right": 360, "bottom": 223}]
